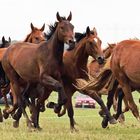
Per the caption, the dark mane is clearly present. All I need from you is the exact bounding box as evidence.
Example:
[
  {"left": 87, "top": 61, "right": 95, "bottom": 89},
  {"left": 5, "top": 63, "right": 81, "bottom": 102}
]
[
  {"left": 24, "top": 33, "right": 31, "bottom": 42},
  {"left": 46, "top": 17, "right": 67, "bottom": 40},
  {"left": 75, "top": 31, "right": 94, "bottom": 42}
]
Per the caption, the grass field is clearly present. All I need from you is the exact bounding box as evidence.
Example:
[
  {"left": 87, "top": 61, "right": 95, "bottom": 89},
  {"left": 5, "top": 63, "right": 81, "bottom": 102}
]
[{"left": 0, "top": 91, "right": 140, "bottom": 140}]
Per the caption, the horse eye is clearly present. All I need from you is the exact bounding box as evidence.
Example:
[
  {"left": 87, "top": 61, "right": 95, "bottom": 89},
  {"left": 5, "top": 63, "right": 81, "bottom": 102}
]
[{"left": 60, "top": 27, "right": 64, "bottom": 31}]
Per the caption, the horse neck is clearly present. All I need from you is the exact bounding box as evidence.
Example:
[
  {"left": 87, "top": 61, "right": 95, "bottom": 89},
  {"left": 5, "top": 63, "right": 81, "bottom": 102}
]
[
  {"left": 73, "top": 41, "right": 89, "bottom": 70},
  {"left": 49, "top": 33, "right": 64, "bottom": 65}
]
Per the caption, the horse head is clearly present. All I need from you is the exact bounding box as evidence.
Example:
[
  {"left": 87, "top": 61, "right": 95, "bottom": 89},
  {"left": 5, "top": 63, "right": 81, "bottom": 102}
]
[
  {"left": 56, "top": 12, "right": 74, "bottom": 47},
  {"left": 24, "top": 23, "right": 46, "bottom": 44},
  {"left": 75, "top": 27, "right": 104, "bottom": 65},
  {"left": 0, "top": 36, "right": 11, "bottom": 48}
]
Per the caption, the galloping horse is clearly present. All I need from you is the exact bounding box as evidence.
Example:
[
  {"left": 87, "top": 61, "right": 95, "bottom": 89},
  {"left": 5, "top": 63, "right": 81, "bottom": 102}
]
[
  {"left": 78, "top": 39, "right": 140, "bottom": 127},
  {"left": 2, "top": 12, "right": 74, "bottom": 128},
  {"left": 0, "top": 23, "right": 46, "bottom": 121},
  {"left": 47, "top": 27, "right": 117, "bottom": 131},
  {"left": 110, "top": 39, "right": 140, "bottom": 120}
]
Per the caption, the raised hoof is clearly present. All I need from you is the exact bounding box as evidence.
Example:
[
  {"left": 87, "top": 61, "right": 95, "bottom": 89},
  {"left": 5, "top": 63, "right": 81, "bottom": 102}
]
[
  {"left": 54, "top": 104, "right": 61, "bottom": 114},
  {"left": 13, "top": 121, "right": 19, "bottom": 128},
  {"left": 39, "top": 105, "right": 45, "bottom": 112},
  {"left": 101, "top": 116, "right": 108, "bottom": 128},
  {"left": 46, "top": 102, "right": 56, "bottom": 108},
  {"left": 109, "top": 117, "right": 117, "bottom": 124},
  {"left": 3, "top": 112, "right": 9, "bottom": 119},
  {"left": 98, "top": 110, "right": 105, "bottom": 117}
]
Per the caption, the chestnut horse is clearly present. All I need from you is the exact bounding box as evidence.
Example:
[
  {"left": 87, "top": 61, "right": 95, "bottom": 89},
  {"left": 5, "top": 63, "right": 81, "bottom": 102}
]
[
  {"left": 24, "top": 23, "right": 45, "bottom": 43},
  {"left": 2, "top": 12, "right": 74, "bottom": 128},
  {"left": 0, "top": 23, "right": 46, "bottom": 120},
  {"left": 110, "top": 39, "right": 140, "bottom": 120},
  {"left": 80, "top": 39, "right": 140, "bottom": 127},
  {"left": 47, "top": 27, "right": 117, "bottom": 131}
]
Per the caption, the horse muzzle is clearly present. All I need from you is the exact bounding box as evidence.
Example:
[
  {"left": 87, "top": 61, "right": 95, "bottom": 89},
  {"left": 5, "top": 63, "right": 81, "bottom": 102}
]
[{"left": 97, "top": 56, "right": 105, "bottom": 65}]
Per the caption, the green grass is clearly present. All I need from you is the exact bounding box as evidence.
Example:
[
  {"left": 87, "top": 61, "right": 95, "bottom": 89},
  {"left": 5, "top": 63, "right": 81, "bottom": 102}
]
[{"left": 0, "top": 91, "right": 140, "bottom": 140}]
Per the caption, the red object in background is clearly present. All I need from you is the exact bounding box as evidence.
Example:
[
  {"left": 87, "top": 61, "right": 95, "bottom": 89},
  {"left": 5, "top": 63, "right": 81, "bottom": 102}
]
[{"left": 75, "top": 94, "right": 96, "bottom": 108}]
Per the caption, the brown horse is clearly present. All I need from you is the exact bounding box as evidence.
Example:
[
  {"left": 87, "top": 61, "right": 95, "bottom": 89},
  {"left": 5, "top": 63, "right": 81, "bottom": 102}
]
[
  {"left": 0, "top": 23, "right": 46, "bottom": 120},
  {"left": 110, "top": 39, "right": 140, "bottom": 120},
  {"left": 47, "top": 27, "right": 117, "bottom": 131},
  {"left": 2, "top": 12, "right": 74, "bottom": 128},
  {"left": 78, "top": 39, "right": 140, "bottom": 127},
  {"left": 24, "top": 23, "right": 46, "bottom": 43}
]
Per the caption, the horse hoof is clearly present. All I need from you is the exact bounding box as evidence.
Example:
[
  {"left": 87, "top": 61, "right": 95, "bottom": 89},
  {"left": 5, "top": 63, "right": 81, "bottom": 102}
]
[
  {"left": 99, "top": 110, "right": 105, "bottom": 117},
  {"left": 3, "top": 112, "right": 9, "bottom": 119},
  {"left": 54, "top": 105, "right": 61, "bottom": 114},
  {"left": 11, "top": 113, "right": 19, "bottom": 120},
  {"left": 40, "top": 106, "right": 45, "bottom": 112},
  {"left": 46, "top": 102, "right": 56, "bottom": 108},
  {"left": 101, "top": 116, "right": 108, "bottom": 128},
  {"left": 13, "top": 121, "right": 19, "bottom": 128},
  {"left": 36, "top": 126, "right": 42, "bottom": 131},
  {"left": 109, "top": 117, "right": 117, "bottom": 124}
]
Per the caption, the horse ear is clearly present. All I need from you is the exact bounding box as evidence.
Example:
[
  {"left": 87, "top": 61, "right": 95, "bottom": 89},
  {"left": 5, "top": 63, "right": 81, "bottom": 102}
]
[
  {"left": 86, "top": 26, "right": 90, "bottom": 36},
  {"left": 108, "top": 43, "right": 115, "bottom": 48},
  {"left": 30, "top": 23, "right": 34, "bottom": 31},
  {"left": 93, "top": 27, "right": 97, "bottom": 36},
  {"left": 2, "top": 36, "right": 5, "bottom": 43},
  {"left": 40, "top": 23, "right": 45, "bottom": 31},
  {"left": 9, "top": 37, "right": 11, "bottom": 42},
  {"left": 67, "top": 11, "right": 72, "bottom": 21},
  {"left": 56, "top": 12, "right": 62, "bottom": 22}
]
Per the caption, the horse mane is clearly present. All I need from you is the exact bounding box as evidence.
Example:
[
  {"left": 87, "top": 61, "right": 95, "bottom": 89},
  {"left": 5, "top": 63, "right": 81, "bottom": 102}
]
[
  {"left": 46, "top": 17, "right": 67, "bottom": 40},
  {"left": 24, "top": 33, "right": 31, "bottom": 42},
  {"left": 75, "top": 31, "right": 94, "bottom": 43}
]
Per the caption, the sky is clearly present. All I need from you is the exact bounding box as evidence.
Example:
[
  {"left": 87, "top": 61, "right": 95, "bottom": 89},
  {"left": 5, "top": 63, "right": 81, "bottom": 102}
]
[{"left": 0, "top": 0, "right": 140, "bottom": 48}]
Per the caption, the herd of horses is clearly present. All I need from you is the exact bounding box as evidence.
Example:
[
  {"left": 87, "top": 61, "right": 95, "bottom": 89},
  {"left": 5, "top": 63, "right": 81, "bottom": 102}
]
[{"left": 0, "top": 11, "right": 139, "bottom": 132}]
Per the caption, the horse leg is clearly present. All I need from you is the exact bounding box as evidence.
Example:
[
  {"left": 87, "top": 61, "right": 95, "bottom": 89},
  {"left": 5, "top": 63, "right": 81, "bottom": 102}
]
[
  {"left": 40, "top": 75, "right": 67, "bottom": 113},
  {"left": 84, "top": 90, "right": 117, "bottom": 128},
  {"left": 0, "top": 108, "right": 3, "bottom": 122},
  {"left": 12, "top": 108, "right": 22, "bottom": 128},
  {"left": 1, "top": 87, "right": 10, "bottom": 119},
  {"left": 100, "top": 80, "right": 118, "bottom": 128},
  {"left": 113, "top": 88, "right": 124, "bottom": 120},
  {"left": 31, "top": 89, "right": 51, "bottom": 129},
  {"left": 66, "top": 98, "right": 78, "bottom": 132},
  {"left": 121, "top": 84, "right": 139, "bottom": 120},
  {"left": 122, "top": 96, "right": 129, "bottom": 113}
]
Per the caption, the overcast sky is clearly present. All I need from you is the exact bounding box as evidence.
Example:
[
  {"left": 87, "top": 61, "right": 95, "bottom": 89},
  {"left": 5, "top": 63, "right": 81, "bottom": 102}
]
[{"left": 0, "top": 0, "right": 140, "bottom": 47}]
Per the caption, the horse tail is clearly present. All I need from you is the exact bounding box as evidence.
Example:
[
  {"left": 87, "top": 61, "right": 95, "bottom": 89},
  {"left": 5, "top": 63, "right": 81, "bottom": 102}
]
[{"left": 75, "top": 69, "right": 112, "bottom": 91}]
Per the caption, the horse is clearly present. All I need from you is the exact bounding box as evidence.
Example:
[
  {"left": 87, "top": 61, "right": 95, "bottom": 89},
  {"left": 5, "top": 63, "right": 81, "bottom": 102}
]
[
  {"left": 0, "top": 23, "right": 46, "bottom": 121},
  {"left": 2, "top": 12, "right": 74, "bottom": 129},
  {"left": 78, "top": 39, "right": 140, "bottom": 127},
  {"left": 24, "top": 23, "right": 46, "bottom": 43},
  {"left": 46, "top": 27, "right": 117, "bottom": 131},
  {"left": 0, "top": 36, "right": 11, "bottom": 122}
]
